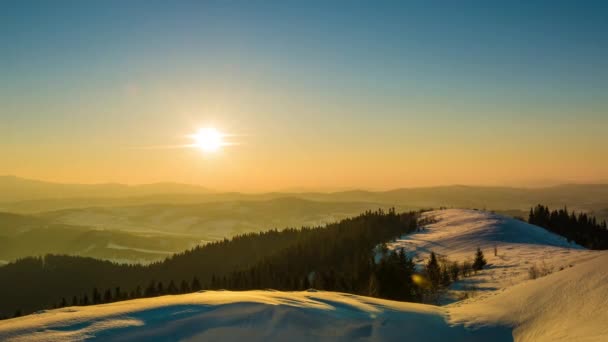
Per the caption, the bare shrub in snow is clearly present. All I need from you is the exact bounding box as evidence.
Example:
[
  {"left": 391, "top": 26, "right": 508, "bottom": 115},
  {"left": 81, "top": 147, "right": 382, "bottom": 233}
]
[{"left": 528, "top": 261, "right": 554, "bottom": 280}]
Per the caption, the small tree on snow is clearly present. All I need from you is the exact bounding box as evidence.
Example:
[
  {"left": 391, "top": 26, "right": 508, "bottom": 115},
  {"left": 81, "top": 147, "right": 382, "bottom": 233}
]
[
  {"left": 472, "top": 247, "right": 487, "bottom": 271},
  {"left": 426, "top": 252, "right": 441, "bottom": 288}
]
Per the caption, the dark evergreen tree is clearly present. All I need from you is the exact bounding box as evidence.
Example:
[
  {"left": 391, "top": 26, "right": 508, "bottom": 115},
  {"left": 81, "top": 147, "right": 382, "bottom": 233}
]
[
  {"left": 425, "top": 252, "right": 441, "bottom": 288},
  {"left": 167, "top": 280, "right": 178, "bottom": 294},
  {"left": 472, "top": 248, "right": 487, "bottom": 271},
  {"left": 528, "top": 204, "right": 608, "bottom": 249},
  {"left": 180, "top": 280, "right": 190, "bottom": 294},
  {"left": 448, "top": 261, "right": 460, "bottom": 282},
  {"left": 144, "top": 281, "right": 156, "bottom": 297},
  {"left": 440, "top": 265, "right": 451, "bottom": 287},
  {"left": 103, "top": 289, "right": 112, "bottom": 303},
  {"left": 191, "top": 277, "right": 202, "bottom": 292},
  {"left": 92, "top": 288, "right": 101, "bottom": 304}
]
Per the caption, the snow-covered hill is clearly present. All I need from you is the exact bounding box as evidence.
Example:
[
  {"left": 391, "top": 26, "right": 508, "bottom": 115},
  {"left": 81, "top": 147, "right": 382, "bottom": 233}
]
[
  {"left": 1, "top": 209, "right": 606, "bottom": 341},
  {"left": 0, "top": 290, "right": 509, "bottom": 341},
  {"left": 449, "top": 252, "right": 608, "bottom": 342},
  {"left": 384, "top": 209, "right": 599, "bottom": 298}
]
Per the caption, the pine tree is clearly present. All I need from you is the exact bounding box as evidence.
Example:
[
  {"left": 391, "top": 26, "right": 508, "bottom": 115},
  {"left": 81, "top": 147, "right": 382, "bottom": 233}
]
[
  {"left": 115, "top": 287, "right": 122, "bottom": 301},
  {"left": 472, "top": 247, "right": 487, "bottom": 271},
  {"left": 145, "top": 280, "right": 156, "bottom": 297},
  {"left": 191, "top": 276, "right": 202, "bottom": 291},
  {"left": 92, "top": 287, "right": 101, "bottom": 304},
  {"left": 104, "top": 289, "right": 112, "bottom": 303},
  {"left": 449, "top": 261, "right": 460, "bottom": 281},
  {"left": 133, "top": 285, "right": 142, "bottom": 298},
  {"left": 440, "top": 265, "right": 451, "bottom": 287},
  {"left": 167, "top": 280, "right": 178, "bottom": 294},
  {"left": 426, "top": 252, "right": 441, "bottom": 288},
  {"left": 180, "top": 280, "right": 190, "bottom": 294}
]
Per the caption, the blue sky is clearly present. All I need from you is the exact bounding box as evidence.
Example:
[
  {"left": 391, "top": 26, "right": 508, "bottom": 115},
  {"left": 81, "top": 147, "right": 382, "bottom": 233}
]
[{"left": 1, "top": 1, "right": 607, "bottom": 189}]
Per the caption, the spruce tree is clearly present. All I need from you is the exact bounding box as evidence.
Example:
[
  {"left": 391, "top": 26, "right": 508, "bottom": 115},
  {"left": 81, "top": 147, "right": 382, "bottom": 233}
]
[
  {"left": 191, "top": 276, "right": 202, "bottom": 291},
  {"left": 167, "top": 280, "right": 178, "bottom": 294},
  {"left": 472, "top": 247, "right": 487, "bottom": 271},
  {"left": 426, "top": 252, "right": 441, "bottom": 288},
  {"left": 92, "top": 287, "right": 101, "bottom": 304},
  {"left": 180, "top": 280, "right": 190, "bottom": 293},
  {"left": 104, "top": 289, "right": 112, "bottom": 303}
]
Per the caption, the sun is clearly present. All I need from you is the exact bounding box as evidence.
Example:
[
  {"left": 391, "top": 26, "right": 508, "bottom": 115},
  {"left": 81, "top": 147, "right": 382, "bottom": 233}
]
[{"left": 192, "top": 127, "right": 224, "bottom": 152}]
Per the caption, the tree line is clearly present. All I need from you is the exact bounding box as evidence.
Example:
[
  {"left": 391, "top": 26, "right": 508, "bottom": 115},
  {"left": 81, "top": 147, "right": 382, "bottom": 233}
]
[
  {"left": 0, "top": 209, "right": 416, "bottom": 318},
  {"left": 528, "top": 204, "right": 608, "bottom": 249},
  {"left": 0, "top": 209, "right": 492, "bottom": 319}
]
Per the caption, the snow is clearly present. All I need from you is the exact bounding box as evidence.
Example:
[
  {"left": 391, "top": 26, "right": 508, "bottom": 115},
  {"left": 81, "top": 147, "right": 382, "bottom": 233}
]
[
  {"left": 448, "top": 252, "right": 608, "bottom": 342},
  {"left": 384, "top": 209, "right": 599, "bottom": 298},
  {"left": 0, "top": 291, "right": 509, "bottom": 341},
  {"left": 105, "top": 242, "right": 174, "bottom": 255},
  {"left": 2, "top": 209, "right": 606, "bottom": 341}
]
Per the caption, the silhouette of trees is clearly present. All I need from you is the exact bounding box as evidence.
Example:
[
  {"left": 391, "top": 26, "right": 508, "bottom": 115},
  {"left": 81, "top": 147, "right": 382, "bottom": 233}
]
[
  {"left": 0, "top": 209, "right": 423, "bottom": 317},
  {"left": 529, "top": 205, "right": 608, "bottom": 249}
]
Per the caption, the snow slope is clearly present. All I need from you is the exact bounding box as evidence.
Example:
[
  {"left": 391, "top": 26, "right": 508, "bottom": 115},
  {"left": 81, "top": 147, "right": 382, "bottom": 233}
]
[
  {"left": 448, "top": 252, "right": 608, "bottom": 342},
  {"left": 384, "top": 209, "right": 599, "bottom": 297},
  {"left": 0, "top": 290, "right": 509, "bottom": 342}
]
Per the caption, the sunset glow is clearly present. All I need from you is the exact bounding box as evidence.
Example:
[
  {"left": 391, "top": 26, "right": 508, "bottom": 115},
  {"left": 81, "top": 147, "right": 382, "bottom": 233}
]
[{"left": 192, "top": 128, "right": 225, "bottom": 153}]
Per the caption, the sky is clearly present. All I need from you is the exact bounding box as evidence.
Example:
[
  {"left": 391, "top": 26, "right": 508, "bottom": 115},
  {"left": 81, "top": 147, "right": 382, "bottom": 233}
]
[{"left": 1, "top": 1, "right": 607, "bottom": 191}]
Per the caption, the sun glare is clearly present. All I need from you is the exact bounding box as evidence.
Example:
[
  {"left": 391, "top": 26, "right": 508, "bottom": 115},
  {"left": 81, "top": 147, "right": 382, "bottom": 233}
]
[{"left": 192, "top": 127, "right": 224, "bottom": 153}]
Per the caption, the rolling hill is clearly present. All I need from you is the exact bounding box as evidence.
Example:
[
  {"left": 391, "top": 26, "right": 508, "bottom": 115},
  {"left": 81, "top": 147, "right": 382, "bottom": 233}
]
[
  {"left": 0, "top": 212, "right": 198, "bottom": 265},
  {"left": 1, "top": 210, "right": 606, "bottom": 341}
]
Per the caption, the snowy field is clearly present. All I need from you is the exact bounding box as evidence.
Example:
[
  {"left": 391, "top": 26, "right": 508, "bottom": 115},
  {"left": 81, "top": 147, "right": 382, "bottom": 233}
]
[
  {"left": 384, "top": 209, "right": 600, "bottom": 300},
  {"left": 1, "top": 209, "right": 606, "bottom": 341}
]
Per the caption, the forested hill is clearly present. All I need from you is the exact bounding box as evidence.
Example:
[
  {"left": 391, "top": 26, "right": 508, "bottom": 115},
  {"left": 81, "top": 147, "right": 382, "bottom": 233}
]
[
  {"left": 0, "top": 209, "right": 419, "bottom": 318},
  {"left": 529, "top": 204, "right": 608, "bottom": 249}
]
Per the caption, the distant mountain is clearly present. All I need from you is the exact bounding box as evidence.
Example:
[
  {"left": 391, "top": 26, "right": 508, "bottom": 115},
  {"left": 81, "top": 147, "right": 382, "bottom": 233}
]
[
  {"left": 1, "top": 176, "right": 608, "bottom": 222},
  {"left": 0, "top": 176, "right": 212, "bottom": 202},
  {"left": 0, "top": 211, "right": 197, "bottom": 265}
]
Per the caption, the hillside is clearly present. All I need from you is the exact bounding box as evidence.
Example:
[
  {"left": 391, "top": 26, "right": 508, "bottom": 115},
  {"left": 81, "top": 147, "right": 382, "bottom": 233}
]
[
  {"left": 0, "top": 212, "right": 197, "bottom": 265},
  {"left": 38, "top": 198, "right": 397, "bottom": 238},
  {"left": 1, "top": 253, "right": 606, "bottom": 341},
  {"left": 383, "top": 209, "right": 600, "bottom": 299},
  {"left": 0, "top": 210, "right": 418, "bottom": 317},
  {"left": 448, "top": 252, "right": 608, "bottom": 342},
  {"left": 0, "top": 290, "right": 509, "bottom": 341},
  {"left": 1, "top": 209, "right": 607, "bottom": 341}
]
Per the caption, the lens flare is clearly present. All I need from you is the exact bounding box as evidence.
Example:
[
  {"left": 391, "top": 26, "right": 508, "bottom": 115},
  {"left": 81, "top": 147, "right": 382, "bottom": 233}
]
[{"left": 192, "top": 127, "right": 224, "bottom": 153}]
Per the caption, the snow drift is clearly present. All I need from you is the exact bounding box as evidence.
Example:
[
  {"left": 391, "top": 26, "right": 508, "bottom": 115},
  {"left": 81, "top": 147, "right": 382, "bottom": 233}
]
[
  {"left": 448, "top": 252, "right": 608, "bottom": 342},
  {"left": 0, "top": 290, "right": 509, "bottom": 341}
]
